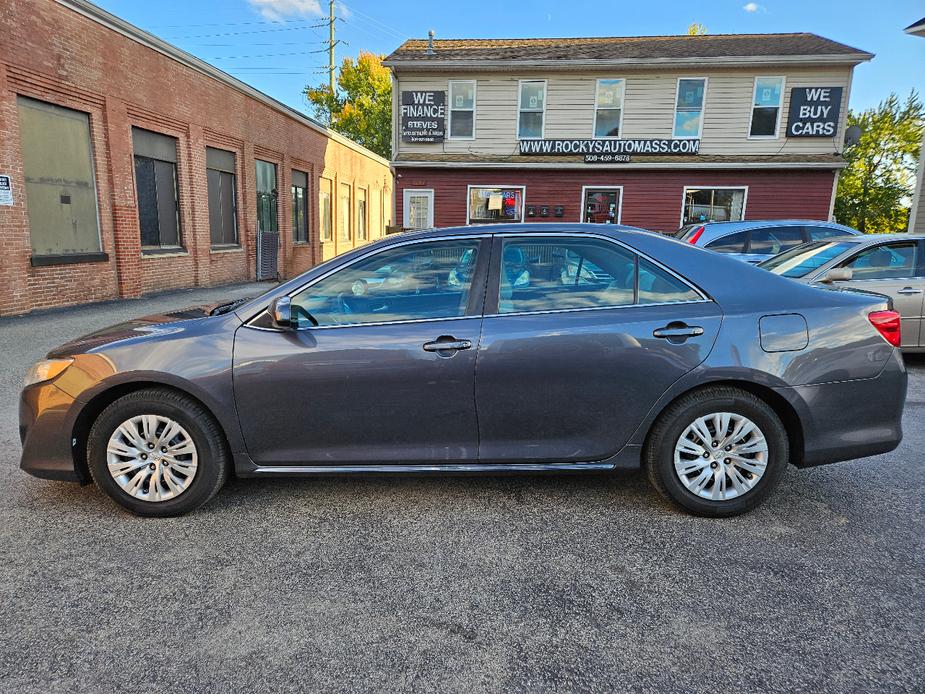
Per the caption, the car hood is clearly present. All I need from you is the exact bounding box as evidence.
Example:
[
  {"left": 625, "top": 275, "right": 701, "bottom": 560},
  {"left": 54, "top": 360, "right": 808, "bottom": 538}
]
[{"left": 46, "top": 304, "right": 226, "bottom": 358}]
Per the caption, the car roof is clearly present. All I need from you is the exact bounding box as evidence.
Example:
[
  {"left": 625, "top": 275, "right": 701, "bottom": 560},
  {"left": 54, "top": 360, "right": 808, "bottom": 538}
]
[
  {"left": 698, "top": 219, "right": 853, "bottom": 228},
  {"left": 391, "top": 222, "right": 653, "bottom": 241}
]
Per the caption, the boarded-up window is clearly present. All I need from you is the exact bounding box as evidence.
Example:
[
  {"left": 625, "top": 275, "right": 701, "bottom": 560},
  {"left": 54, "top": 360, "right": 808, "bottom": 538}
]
[
  {"left": 17, "top": 97, "right": 102, "bottom": 257},
  {"left": 338, "top": 182, "right": 351, "bottom": 242},
  {"left": 320, "top": 178, "right": 332, "bottom": 241},
  {"left": 256, "top": 160, "right": 278, "bottom": 234},
  {"left": 206, "top": 147, "right": 237, "bottom": 246},
  {"left": 132, "top": 127, "right": 181, "bottom": 249},
  {"left": 356, "top": 187, "right": 368, "bottom": 241},
  {"left": 291, "top": 169, "right": 309, "bottom": 243}
]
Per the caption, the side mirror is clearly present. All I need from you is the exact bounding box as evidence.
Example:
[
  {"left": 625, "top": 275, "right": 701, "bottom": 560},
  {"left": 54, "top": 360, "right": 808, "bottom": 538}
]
[
  {"left": 820, "top": 267, "right": 853, "bottom": 283},
  {"left": 268, "top": 296, "right": 292, "bottom": 329}
]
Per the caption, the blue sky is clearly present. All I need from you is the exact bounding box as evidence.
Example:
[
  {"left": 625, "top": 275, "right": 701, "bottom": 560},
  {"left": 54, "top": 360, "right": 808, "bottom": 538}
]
[{"left": 97, "top": 0, "right": 924, "bottom": 116}]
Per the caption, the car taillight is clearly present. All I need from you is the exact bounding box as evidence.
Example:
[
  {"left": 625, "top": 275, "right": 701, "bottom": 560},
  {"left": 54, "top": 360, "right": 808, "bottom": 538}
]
[
  {"left": 687, "top": 226, "right": 705, "bottom": 245},
  {"left": 868, "top": 310, "right": 901, "bottom": 347}
]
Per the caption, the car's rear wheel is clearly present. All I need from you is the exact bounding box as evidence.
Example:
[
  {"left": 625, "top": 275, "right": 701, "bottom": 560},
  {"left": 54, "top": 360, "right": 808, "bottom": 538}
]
[
  {"left": 645, "top": 386, "right": 789, "bottom": 517},
  {"left": 87, "top": 388, "right": 229, "bottom": 517}
]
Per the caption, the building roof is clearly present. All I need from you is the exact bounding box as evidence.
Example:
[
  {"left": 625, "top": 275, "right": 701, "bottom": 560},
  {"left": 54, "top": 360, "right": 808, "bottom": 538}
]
[
  {"left": 906, "top": 17, "right": 925, "bottom": 37},
  {"left": 383, "top": 33, "right": 873, "bottom": 70},
  {"left": 392, "top": 152, "right": 847, "bottom": 170}
]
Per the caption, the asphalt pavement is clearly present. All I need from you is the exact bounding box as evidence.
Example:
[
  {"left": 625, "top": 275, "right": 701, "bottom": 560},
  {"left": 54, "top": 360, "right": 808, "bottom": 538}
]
[{"left": 0, "top": 284, "right": 922, "bottom": 693}]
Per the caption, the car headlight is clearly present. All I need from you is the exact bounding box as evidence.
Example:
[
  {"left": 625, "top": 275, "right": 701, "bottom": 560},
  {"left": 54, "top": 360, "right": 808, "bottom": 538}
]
[{"left": 23, "top": 358, "right": 74, "bottom": 388}]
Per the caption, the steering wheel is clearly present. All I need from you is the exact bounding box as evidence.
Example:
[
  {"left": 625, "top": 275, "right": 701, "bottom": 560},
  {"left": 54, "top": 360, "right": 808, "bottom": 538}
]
[{"left": 291, "top": 304, "right": 318, "bottom": 326}]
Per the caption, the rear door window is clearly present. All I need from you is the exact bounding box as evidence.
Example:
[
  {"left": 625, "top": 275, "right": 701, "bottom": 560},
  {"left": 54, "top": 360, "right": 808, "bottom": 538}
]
[
  {"left": 747, "top": 227, "right": 806, "bottom": 255},
  {"left": 496, "top": 237, "right": 701, "bottom": 314},
  {"left": 705, "top": 231, "right": 748, "bottom": 253}
]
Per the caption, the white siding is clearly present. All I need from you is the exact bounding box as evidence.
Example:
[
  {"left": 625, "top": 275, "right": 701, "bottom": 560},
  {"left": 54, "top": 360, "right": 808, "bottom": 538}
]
[{"left": 395, "top": 66, "right": 854, "bottom": 158}]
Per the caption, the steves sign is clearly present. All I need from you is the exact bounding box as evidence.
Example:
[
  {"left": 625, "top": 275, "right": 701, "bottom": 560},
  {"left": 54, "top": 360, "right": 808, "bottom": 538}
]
[
  {"left": 786, "top": 87, "right": 843, "bottom": 137},
  {"left": 520, "top": 138, "right": 700, "bottom": 156},
  {"left": 400, "top": 91, "right": 446, "bottom": 143}
]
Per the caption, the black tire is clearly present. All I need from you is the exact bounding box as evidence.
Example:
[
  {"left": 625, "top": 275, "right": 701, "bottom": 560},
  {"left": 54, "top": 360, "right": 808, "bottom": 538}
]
[
  {"left": 87, "top": 388, "right": 230, "bottom": 517},
  {"left": 644, "top": 386, "right": 789, "bottom": 517}
]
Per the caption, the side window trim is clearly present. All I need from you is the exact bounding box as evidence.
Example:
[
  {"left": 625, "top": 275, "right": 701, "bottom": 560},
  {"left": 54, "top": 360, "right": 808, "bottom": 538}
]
[
  {"left": 245, "top": 235, "right": 492, "bottom": 331},
  {"left": 482, "top": 232, "right": 709, "bottom": 317}
]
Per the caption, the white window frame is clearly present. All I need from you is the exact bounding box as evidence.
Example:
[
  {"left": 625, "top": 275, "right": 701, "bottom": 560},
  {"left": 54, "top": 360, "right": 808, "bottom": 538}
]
[
  {"left": 402, "top": 188, "right": 434, "bottom": 229},
  {"left": 517, "top": 80, "right": 546, "bottom": 140},
  {"left": 673, "top": 77, "right": 708, "bottom": 140},
  {"left": 592, "top": 78, "right": 626, "bottom": 140},
  {"left": 747, "top": 76, "right": 786, "bottom": 140},
  {"left": 466, "top": 184, "right": 527, "bottom": 225},
  {"left": 447, "top": 80, "right": 476, "bottom": 141},
  {"left": 679, "top": 185, "right": 749, "bottom": 227},
  {"left": 579, "top": 185, "right": 624, "bottom": 224}
]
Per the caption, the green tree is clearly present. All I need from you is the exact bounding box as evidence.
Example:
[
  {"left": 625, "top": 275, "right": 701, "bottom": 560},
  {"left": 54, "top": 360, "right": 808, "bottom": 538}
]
[
  {"left": 304, "top": 51, "right": 392, "bottom": 159},
  {"left": 835, "top": 91, "right": 924, "bottom": 233}
]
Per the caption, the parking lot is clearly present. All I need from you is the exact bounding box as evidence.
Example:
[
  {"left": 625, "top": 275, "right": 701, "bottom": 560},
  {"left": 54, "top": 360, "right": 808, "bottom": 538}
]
[{"left": 0, "top": 283, "right": 922, "bottom": 693}]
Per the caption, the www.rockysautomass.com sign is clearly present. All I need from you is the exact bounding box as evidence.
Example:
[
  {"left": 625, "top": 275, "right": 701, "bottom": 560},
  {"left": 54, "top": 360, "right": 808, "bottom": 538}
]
[{"left": 519, "top": 138, "right": 700, "bottom": 158}]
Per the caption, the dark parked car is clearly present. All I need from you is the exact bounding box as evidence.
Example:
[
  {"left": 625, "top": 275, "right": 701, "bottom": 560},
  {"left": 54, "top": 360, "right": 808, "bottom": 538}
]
[{"left": 20, "top": 224, "right": 907, "bottom": 517}]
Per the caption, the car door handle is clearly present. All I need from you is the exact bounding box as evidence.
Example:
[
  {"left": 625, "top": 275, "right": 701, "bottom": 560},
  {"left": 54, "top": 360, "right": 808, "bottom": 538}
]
[
  {"left": 897, "top": 287, "right": 923, "bottom": 295},
  {"left": 653, "top": 324, "right": 704, "bottom": 340},
  {"left": 423, "top": 337, "right": 472, "bottom": 352}
]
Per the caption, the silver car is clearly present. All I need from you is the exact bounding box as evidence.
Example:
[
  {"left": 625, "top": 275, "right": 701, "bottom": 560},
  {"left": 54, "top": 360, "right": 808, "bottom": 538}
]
[
  {"left": 759, "top": 234, "right": 925, "bottom": 351},
  {"left": 675, "top": 220, "right": 861, "bottom": 264}
]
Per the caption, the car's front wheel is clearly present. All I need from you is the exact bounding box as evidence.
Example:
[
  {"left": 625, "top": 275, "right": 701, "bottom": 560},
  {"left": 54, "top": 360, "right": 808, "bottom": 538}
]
[
  {"left": 645, "top": 386, "right": 789, "bottom": 517},
  {"left": 87, "top": 388, "right": 229, "bottom": 517}
]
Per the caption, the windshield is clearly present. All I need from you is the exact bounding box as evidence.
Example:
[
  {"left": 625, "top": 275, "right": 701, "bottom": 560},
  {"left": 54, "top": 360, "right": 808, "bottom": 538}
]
[
  {"left": 674, "top": 224, "right": 701, "bottom": 240},
  {"left": 758, "top": 240, "right": 857, "bottom": 278}
]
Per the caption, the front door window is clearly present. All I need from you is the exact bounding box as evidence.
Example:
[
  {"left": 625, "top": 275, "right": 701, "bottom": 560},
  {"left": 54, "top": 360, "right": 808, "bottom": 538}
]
[
  {"left": 582, "top": 189, "right": 621, "bottom": 224},
  {"left": 290, "top": 239, "right": 482, "bottom": 328}
]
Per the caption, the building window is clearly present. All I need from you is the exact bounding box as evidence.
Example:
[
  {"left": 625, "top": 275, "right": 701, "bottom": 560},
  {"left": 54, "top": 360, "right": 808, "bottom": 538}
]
[
  {"left": 132, "top": 127, "right": 181, "bottom": 250},
  {"left": 206, "top": 147, "right": 237, "bottom": 247},
  {"left": 449, "top": 80, "right": 476, "bottom": 139},
  {"left": 291, "top": 170, "right": 309, "bottom": 244},
  {"left": 682, "top": 187, "right": 747, "bottom": 225},
  {"left": 674, "top": 78, "right": 707, "bottom": 138},
  {"left": 320, "top": 178, "right": 332, "bottom": 241},
  {"left": 403, "top": 189, "right": 434, "bottom": 230},
  {"left": 255, "top": 160, "right": 278, "bottom": 234},
  {"left": 518, "top": 80, "right": 546, "bottom": 139},
  {"left": 356, "top": 187, "right": 368, "bottom": 241},
  {"left": 338, "top": 182, "right": 352, "bottom": 242},
  {"left": 17, "top": 97, "right": 103, "bottom": 259},
  {"left": 468, "top": 186, "right": 525, "bottom": 224},
  {"left": 749, "top": 77, "right": 785, "bottom": 138},
  {"left": 593, "top": 79, "right": 625, "bottom": 138}
]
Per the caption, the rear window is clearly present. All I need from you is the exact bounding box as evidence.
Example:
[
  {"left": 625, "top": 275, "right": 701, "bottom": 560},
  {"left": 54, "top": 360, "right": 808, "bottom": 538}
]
[
  {"left": 758, "top": 241, "right": 857, "bottom": 278},
  {"left": 674, "top": 224, "right": 701, "bottom": 240}
]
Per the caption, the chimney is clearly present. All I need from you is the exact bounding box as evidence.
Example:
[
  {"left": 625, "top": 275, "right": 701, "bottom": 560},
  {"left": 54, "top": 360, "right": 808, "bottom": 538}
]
[{"left": 426, "top": 30, "right": 435, "bottom": 55}]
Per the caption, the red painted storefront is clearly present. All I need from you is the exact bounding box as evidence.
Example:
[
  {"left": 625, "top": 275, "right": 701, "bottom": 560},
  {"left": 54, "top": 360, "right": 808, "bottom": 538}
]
[{"left": 395, "top": 168, "right": 838, "bottom": 233}]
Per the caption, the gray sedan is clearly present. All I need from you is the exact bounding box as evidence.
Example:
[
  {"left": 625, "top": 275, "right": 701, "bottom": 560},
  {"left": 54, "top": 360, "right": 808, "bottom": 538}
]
[
  {"left": 759, "top": 234, "right": 925, "bottom": 351},
  {"left": 19, "top": 224, "right": 907, "bottom": 518}
]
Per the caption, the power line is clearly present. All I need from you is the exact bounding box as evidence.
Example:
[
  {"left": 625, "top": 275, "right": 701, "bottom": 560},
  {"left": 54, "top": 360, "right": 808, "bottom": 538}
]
[
  {"left": 150, "top": 17, "right": 326, "bottom": 28},
  {"left": 164, "top": 23, "right": 329, "bottom": 40},
  {"left": 211, "top": 46, "right": 336, "bottom": 60},
  {"left": 343, "top": 6, "right": 409, "bottom": 41}
]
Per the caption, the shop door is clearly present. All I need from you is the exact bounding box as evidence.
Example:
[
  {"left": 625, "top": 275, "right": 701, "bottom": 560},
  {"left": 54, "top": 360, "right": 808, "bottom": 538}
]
[{"left": 582, "top": 188, "right": 621, "bottom": 224}]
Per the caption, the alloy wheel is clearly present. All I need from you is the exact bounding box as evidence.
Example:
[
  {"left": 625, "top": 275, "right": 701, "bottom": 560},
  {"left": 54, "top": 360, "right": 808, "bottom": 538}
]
[
  {"left": 106, "top": 415, "right": 198, "bottom": 502},
  {"left": 673, "top": 412, "right": 768, "bottom": 501}
]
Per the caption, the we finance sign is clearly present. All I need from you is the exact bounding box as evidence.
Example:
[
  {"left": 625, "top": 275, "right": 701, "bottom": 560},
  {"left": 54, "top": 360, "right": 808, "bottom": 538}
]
[
  {"left": 400, "top": 91, "right": 446, "bottom": 143},
  {"left": 519, "top": 138, "right": 700, "bottom": 157}
]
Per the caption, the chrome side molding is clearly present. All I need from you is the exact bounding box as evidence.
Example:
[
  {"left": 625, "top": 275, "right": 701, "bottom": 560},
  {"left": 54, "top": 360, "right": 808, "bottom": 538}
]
[{"left": 250, "top": 462, "right": 616, "bottom": 475}]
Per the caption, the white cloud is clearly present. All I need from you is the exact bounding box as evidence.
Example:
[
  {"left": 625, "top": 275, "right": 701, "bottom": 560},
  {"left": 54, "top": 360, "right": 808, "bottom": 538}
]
[
  {"left": 248, "top": 0, "right": 323, "bottom": 21},
  {"left": 336, "top": 1, "right": 352, "bottom": 19},
  {"left": 743, "top": 2, "right": 762, "bottom": 11}
]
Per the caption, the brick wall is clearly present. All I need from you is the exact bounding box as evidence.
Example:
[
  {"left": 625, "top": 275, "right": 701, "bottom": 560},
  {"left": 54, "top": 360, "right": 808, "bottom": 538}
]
[
  {"left": 395, "top": 167, "right": 839, "bottom": 232},
  {"left": 0, "top": 0, "right": 392, "bottom": 316}
]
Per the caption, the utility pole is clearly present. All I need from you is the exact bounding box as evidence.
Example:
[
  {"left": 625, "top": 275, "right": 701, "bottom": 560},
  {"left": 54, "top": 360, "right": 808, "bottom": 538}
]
[{"left": 328, "top": 0, "right": 335, "bottom": 92}]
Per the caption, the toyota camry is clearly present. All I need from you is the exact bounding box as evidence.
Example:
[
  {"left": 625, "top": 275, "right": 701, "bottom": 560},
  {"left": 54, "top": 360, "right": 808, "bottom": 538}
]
[{"left": 20, "top": 224, "right": 907, "bottom": 517}]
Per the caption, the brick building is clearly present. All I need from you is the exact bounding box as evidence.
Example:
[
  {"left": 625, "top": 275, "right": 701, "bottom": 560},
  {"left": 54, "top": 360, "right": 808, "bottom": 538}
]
[
  {"left": 384, "top": 34, "right": 872, "bottom": 233},
  {"left": 0, "top": 0, "right": 393, "bottom": 317}
]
